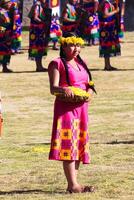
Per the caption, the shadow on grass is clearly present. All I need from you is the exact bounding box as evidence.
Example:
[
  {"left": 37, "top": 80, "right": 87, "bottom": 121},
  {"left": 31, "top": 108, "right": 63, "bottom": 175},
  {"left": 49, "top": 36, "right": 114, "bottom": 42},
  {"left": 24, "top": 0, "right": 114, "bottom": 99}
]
[
  {"left": 92, "top": 140, "right": 134, "bottom": 145},
  {"left": 1, "top": 69, "right": 134, "bottom": 74},
  {"left": 0, "top": 71, "right": 48, "bottom": 74},
  {"left": 25, "top": 142, "right": 50, "bottom": 146},
  {"left": 27, "top": 140, "right": 134, "bottom": 146},
  {"left": 106, "top": 140, "right": 134, "bottom": 145},
  {"left": 0, "top": 189, "right": 65, "bottom": 195},
  {"left": 90, "top": 68, "right": 134, "bottom": 71}
]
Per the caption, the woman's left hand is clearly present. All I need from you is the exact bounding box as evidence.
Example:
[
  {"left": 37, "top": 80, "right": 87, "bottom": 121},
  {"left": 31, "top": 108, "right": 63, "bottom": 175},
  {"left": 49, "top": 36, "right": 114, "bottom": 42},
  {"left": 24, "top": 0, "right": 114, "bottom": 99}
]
[{"left": 86, "top": 89, "right": 93, "bottom": 102}]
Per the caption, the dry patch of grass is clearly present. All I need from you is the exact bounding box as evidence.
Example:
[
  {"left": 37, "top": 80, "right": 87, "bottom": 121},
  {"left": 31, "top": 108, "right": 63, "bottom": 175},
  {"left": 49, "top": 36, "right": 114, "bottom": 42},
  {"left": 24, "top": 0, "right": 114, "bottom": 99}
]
[{"left": 0, "top": 32, "right": 134, "bottom": 200}]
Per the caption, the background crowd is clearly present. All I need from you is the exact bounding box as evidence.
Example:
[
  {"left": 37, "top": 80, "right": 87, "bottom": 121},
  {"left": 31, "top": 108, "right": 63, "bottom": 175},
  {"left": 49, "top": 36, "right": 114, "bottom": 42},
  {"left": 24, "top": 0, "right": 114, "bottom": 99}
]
[{"left": 0, "top": 0, "right": 126, "bottom": 72}]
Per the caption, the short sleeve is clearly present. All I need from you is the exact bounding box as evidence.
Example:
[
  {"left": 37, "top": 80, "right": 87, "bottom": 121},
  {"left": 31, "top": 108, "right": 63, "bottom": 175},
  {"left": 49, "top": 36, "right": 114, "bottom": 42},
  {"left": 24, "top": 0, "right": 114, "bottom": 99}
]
[{"left": 48, "top": 58, "right": 64, "bottom": 73}]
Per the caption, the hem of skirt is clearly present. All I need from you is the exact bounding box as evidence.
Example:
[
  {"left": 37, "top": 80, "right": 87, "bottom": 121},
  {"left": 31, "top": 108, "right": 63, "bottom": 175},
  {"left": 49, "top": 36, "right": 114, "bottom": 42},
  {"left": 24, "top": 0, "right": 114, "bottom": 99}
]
[
  {"left": 99, "top": 52, "right": 121, "bottom": 58},
  {"left": 28, "top": 55, "right": 47, "bottom": 60},
  {"left": 49, "top": 158, "right": 90, "bottom": 164}
]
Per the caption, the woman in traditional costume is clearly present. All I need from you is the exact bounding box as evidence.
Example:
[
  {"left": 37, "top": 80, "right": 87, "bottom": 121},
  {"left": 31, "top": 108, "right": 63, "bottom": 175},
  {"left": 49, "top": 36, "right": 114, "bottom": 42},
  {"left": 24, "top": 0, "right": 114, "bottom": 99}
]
[
  {"left": 78, "top": 0, "right": 99, "bottom": 45},
  {"left": 61, "top": 0, "right": 79, "bottom": 34},
  {"left": 48, "top": 32, "right": 96, "bottom": 193},
  {"left": 28, "top": 0, "right": 51, "bottom": 72},
  {"left": 98, "top": 0, "right": 121, "bottom": 70},
  {"left": 0, "top": 0, "right": 14, "bottom": 72}
]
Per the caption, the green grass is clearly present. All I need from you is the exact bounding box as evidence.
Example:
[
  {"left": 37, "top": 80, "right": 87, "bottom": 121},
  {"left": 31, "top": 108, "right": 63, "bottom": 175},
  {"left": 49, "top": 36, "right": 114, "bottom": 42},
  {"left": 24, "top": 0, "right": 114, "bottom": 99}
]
[{"left": 0, "top": 32, "right": 134, "bottom": 200}]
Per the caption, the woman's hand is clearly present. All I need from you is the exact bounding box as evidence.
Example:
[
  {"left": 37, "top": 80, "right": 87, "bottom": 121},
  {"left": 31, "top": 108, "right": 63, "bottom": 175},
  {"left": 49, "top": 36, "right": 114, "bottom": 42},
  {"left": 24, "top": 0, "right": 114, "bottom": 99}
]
[
  {"left": 63, "top": 87, "right": 74, "bottom": 98},
  {"left": 86, "top": 88, "right": 93, "bottom": 102}
]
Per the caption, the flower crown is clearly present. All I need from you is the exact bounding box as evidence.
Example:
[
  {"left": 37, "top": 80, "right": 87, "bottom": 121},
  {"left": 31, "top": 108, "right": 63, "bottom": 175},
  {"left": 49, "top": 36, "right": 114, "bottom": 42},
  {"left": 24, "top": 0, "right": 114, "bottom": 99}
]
[{"left": 59, "top": 36, "right": 85, "bottom": 45}]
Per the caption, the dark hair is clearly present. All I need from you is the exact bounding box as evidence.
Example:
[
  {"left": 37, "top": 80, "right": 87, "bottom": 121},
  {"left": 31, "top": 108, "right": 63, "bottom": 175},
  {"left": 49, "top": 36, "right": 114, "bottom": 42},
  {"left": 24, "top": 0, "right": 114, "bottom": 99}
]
[{"left": 60, "top": 32, "right": 97, "bottom": 93}]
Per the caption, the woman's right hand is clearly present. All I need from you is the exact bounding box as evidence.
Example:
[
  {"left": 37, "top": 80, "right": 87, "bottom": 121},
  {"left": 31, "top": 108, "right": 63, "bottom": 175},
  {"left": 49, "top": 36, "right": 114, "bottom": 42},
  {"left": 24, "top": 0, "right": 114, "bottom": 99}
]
[{"left": 63, "top": 87, "right": 74, "bottom": 98}]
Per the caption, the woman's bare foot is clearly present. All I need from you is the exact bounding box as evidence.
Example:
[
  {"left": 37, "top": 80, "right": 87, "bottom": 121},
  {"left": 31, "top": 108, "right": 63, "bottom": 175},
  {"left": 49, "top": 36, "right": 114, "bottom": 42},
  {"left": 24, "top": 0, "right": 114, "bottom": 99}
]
[
  {"left": 67, "top": 184, "right": 95, "bottom": 193},
  {"left": 67, "top": 184, "right": 82, "bottom": 193}
]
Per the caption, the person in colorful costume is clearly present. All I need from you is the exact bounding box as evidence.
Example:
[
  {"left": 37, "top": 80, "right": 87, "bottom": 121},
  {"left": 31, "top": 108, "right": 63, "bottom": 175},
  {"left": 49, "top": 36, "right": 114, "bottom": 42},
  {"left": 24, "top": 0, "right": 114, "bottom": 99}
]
[
  {"left": 10, "top": 0, "right": 22, "bottom": 54},
  {"left": 98, "top": 0, "right": 121, "bottom": 70},
  {"left": 118, "top": 0, "right": 126, "bottom": 41},
  {"left": 48, "top": 32, "right": 96, "bottom": 193},
  {"left": 0, "top": 0, "right": 14, "bottom": 73},
  {"left": 50, "top": 14, "right": 62, "bottom": 50},
  {"left": 28, "top": 0, "right": 52, "bottom": 72},
  {"left": 77, "top": 0, "right": 99, "bottom": 45},
  {"left": 61, "top": 0, "right": 79, "bottom": 34}
]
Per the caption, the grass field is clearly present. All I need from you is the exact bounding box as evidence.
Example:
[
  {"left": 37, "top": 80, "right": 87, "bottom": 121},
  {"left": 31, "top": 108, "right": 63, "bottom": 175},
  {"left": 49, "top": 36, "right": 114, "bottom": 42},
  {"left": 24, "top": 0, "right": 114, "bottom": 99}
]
[{"left": 0, "top": 32, "right": 134, "bottom": 200}]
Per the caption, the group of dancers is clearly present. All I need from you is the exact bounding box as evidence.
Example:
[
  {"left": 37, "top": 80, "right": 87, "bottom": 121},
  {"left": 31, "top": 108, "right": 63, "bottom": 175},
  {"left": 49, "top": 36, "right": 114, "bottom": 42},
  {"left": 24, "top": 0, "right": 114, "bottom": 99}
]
[{"left": 0, "top": 0, "right": 126, "bottom": 72}]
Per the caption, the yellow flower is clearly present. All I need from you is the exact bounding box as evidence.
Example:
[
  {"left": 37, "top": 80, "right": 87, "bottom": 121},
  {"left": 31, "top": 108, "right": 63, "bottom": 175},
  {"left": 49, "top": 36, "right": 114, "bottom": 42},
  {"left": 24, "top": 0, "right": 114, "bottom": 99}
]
[
  {"left": 54, "top": 87, "right": 90, "bottom": 102},
  {"left": 32, "top": 146, "right": 49, "bottom": 153},
  {"left": 68, "top": 87, "right": 90, "bottom": 97},
  {"left": 88, "top": 81, "right": 94, "bottom": 86}
]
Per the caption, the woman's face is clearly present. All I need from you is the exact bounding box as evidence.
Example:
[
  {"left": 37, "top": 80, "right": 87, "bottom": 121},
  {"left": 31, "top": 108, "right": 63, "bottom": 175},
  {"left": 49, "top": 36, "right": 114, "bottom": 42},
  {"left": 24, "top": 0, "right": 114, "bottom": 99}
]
[{"left": 63, "top": 43, "right": 81, "bottom": 59}]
